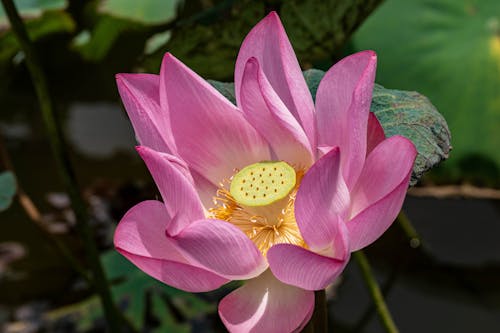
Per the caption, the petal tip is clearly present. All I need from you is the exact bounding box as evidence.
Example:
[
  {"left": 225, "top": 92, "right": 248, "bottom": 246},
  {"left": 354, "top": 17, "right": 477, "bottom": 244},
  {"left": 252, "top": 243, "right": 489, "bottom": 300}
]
[
  {"left": 244, "top": 56, "right": 260, "bottom": 73},
  {"left": 357, "top": 49, "right": 377, "bottom": 60},
  {"left": 115, "top": 73, "right": 130, "bottom": 88},
  {"left": 160, "top": 52, "right": 180, "bottom": 69},
  {"left": 267, "top": 10, "right": 280, "bottom": 21},
  {"left": 135, "top": 145, "right": 149, "bottom": 154}
]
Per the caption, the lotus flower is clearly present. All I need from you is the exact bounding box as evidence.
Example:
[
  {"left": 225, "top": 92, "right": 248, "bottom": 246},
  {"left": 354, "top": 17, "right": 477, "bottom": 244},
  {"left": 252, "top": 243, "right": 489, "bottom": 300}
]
[{"left": 114, "top": 12, "right": 416, "bottom": 333}]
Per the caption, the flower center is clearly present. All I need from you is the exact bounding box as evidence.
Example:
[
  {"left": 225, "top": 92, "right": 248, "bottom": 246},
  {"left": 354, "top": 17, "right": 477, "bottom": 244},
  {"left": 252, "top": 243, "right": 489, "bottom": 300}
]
[
  {"left": 229, "top": 161, "right": 296, "bottom": 207},
  {"left": 209, "top": 161, "right": 306, "bottom": 256}
]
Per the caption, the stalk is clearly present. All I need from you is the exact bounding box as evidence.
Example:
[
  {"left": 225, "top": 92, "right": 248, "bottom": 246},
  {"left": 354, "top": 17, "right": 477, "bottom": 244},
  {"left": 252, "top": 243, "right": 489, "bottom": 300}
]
[
  {"left": 302, "top": 289, "right": 328, "bottom": 333},
  {"left": 0, "top": 1, "right": 122, "bottom": 331},
  {"left": 354, "top": 251, "right": 399, "bottom": 333}
]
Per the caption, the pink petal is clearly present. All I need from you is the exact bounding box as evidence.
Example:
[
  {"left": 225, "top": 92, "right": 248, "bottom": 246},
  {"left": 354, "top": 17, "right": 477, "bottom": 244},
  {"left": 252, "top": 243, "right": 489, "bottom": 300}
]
[
  {"left": 117, "top": 251, "right": 229, "bottom": 292},
  {"left": 114, "top": 200, "right": 228, "bottom": 292},
  {"left": 159, "top": 53, "right": 270, "bottom": 186},
  {"left": 136, "top": 146, "right": 205, "bottom": 236},
  {"left": 172, "top": 219, "right": 267, "bottom": 280},
  {"left": 235, "top": 12, "right": 316, "bottom": 149},
  {"left": 190, "top": 169, "right": 218, "bottom": 209},
  {"left": 240, "top": 57, "right": 313, "bottom": 166},
  {"left": 295, "top": 147, "right": 350, "bottom": 251},
  {"left": 219, "top": 270, "right": 314, "bottom": 333},
  {"left": 267, "top": 242, "right": 349, "bottom": 290},
  {"left": 350, "top": 135, "right": 417, "bottom": 217},
  {"left": 316, "top": 51, "right": 377, "bottom": 189},
  {"left": 116, "top": 73, "right": 176, "bottom": 154},
  {"left": 115, "top": 200, "right": 182, "bottom": 260},
  {"left": 347, "top": 136, "right": 417, "bottom": 251},
  {"left": 366, "top": 112, "right": 385, "bottom": 155}
]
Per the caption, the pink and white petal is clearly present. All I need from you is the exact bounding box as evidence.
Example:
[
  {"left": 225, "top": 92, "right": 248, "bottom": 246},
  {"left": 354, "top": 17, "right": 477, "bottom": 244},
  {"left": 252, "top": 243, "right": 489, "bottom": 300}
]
[
  {"left": 116, "top": 73, "right": 176, "bottom": 154},
  {"left": 235, "top": 12, "right": 316, "bottom": 148},
  {"left": 295, "top": 147, "right": 350, "bottom": 251},
  {"left": 117, "top": 250, "right": 229, "bottom": 292},
  {"left": 267, "top": 243, "right": 349, "bottom": 291},
  {"left": 219, "top": 270, "right": 314, "bottom": 333},
  {"left": 190, "top": 169, "right": 219, "bottom": 210},
  {"left": 115, "top": 200, "right": 230, "bottom": 292},
  {"left": 349, "top": 135, "right": 416, "bottom": 217},
  {"left": 136, "top": 146, "right": 205, "bottom": 235},
  {"left": 366, "top": 112, "right": 385, "bottom": 155},
  {"left": 240, "top": 57, "right": 313, "bottom": 167},
  {"left": 347, "top": 172, "right": 412, "bottom": 251},
  {"left": 172, "top": 219, "right": 267, "bottom": 280},
  {"left": 296, "top": 305, "right": 314, "bottom": 333},
  {"left": 159, "top": 53, "right": 270, "bottom": 185},
  {"left": 114, "top": 200, "right": 184, "bottom": 261},
  {"left": 347, "top": 136, "right": 416, "bottom": 252},
  {"left": 316, "top": 145, "right": 334, "bottom": 159},
  {"left": 316, "top": 51, "right": 377, "bottom": 189}
]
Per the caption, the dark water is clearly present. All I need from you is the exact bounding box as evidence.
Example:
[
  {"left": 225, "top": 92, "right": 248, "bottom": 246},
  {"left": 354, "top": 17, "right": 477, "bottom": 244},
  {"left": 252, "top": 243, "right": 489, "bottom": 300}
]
[{"left": 331, "top": 196, "right": 500, "bottom": 332}]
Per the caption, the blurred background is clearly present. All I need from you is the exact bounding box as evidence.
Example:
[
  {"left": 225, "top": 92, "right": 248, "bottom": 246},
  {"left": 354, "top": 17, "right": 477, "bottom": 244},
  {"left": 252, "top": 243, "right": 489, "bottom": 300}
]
[{"left": 0, "top": 0, "right": 499, "bottom": 332}]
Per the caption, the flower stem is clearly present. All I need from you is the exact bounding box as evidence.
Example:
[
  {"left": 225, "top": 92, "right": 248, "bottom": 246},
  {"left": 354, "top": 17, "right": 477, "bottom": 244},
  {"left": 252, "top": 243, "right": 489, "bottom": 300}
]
[
  {"left": 302, "top": 289, "right": 328, "bottom": 333},
  {"left": 353, "top": 251, "right": 399, "bottom": 333},
  {"left": 313, "top": 289, "right": 328, "bottom": 333},
  {"left": 0, "top": 1, "right": 122, "bottom": 331}
]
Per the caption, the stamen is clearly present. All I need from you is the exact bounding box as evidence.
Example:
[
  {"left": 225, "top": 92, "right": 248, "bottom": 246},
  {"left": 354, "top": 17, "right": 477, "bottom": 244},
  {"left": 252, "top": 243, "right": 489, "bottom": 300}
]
[{"left": 208, "top": 163, "right": 306, "bottom": 256}]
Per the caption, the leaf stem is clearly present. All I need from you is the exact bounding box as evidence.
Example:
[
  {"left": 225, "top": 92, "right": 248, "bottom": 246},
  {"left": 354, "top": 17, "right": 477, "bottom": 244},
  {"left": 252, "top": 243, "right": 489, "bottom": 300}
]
[
  {"left": 396, "top": 211, "right": 422, "bottom": 249},
  {"left": 353, "top": 251, "right": 399, "bottom": 333},
  {"left": 0, "top": 1, "right": 122, "bottom": 331}
]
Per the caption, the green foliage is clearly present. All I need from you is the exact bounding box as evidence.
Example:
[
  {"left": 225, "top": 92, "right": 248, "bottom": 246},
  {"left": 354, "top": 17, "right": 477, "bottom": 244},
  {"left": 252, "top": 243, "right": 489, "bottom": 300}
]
[
  {"left": 280, "top": 0, "right": 383, "bottom": 61},
  {"left": 303, "top": 69, "right": 324, "bottom": 102},
  {"left": 353, "top": 0, "right": 500, "bottom": 180},
  {"left": 371, "top": 84, "right": 451, "bottom": 185},
  {"left": 71, "top": 15, "right": 134, "bottom": 62},
  {"left": 0, "top": 171, "right": 16, "bottom": 211},
  {"left": 98, "top": 0, "right": 182, "bottom": 25},
  {"left": 142, "top": 0, "right": 383, "bottom": 79},
  {"left": 208, "top": 79, "right": 236, "bottom": 104},
  {"left": 73, "top": 0, "right": 182, "bottom": 62},
  {"left": 0, "top": 0, "right": 67, "bottom": 29},
  {"left": 143, "top": 1, "right": 265, "bottom": 79},
  {"left": 210, "top": 70, "right": 451, "bottom": 185},
  {"left": 0, "top": 10, "right": 74, "bottom": 62},
  {"left": 69, "top": 250, "right": 214, "bottom": 331}
]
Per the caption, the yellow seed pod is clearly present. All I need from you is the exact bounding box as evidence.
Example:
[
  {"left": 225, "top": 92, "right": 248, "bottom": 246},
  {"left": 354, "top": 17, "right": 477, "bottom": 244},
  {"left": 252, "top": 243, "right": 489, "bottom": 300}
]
[{"left": 230, "top": 161, "right": 296, "bottom": 207}]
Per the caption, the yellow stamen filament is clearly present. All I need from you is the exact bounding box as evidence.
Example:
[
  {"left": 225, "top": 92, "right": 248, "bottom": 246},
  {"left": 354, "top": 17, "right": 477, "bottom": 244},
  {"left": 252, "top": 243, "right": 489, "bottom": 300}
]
[{"left": 209, "top": 162, "right": 306, "bottom": 256}]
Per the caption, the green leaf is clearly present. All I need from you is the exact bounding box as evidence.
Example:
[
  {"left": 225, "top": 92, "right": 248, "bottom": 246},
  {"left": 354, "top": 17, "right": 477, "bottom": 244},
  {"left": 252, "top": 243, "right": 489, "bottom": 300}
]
[
  {"left": 303, "top": 69, "right": 325, "bottom": 102},
  {"left": 98, "top": 0, "right": 182, "bottom": 25},
  {"left": 371, "top": 83, "right": 451, "bottom": 185},
  {"left": 142, "top": 0, "right": 383, "bottom": 80},
  {"left": 100, "top": 250, "right": 212, "bottom": 330},
  {"left": 0, "top": 171, "right": 16, "bottom": 211},
  {"left": 71, "top": 16, "right": 133, "bottom": 62},
  {"left": 353, "top": 0, "right": 500, "bottom": 180},
  {"left": 209, "top": 70, "right": 451, "bottom": 185},
  {"left": 207, "top": 80, "right": 236, "bottom": 105},
  {"left": 0, "top": 0, "right": 67, "bottom": 30},
  {"left": 280, "top": 0, "right": 383, "bottom": 61},
  {"left": 49, "top": 250, "right": 214, "bottom": 330}
]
